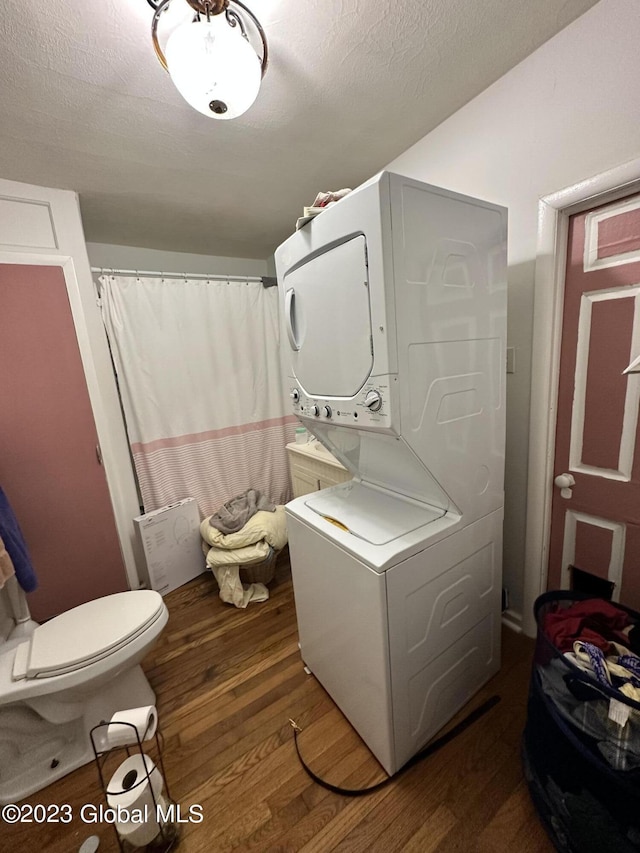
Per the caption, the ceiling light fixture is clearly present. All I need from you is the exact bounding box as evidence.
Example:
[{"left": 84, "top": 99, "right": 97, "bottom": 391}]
[{"left": 147, "top": 0, "right": 268, "bottom": 120}]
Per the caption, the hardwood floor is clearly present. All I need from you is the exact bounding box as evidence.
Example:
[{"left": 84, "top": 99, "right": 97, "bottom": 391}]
[{"left": 3, "top": 552, "right": 553, "bottom": 852}]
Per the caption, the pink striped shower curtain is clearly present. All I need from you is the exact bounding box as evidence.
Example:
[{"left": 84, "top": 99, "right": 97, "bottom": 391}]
[{"left": 100, "top": 274, "right": 296, "bottom": 516}]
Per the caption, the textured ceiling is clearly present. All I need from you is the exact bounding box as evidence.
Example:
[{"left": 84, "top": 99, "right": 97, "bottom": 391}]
[{"left": 0, "top": 0, "right": 599, "bottom": 259}]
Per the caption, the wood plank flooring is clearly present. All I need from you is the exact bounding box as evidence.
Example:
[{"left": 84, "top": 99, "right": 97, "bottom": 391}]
[{"left": 2, "top": 551, "right": 553, "bottom": 852}]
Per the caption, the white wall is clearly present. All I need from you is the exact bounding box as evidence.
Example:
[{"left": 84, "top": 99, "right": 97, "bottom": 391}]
[
  {"left": 385, "top": 0, "right": 640, "bottom": 625},
  {"left": 86, "top": 242, "right": 268, "bottom": 278}
]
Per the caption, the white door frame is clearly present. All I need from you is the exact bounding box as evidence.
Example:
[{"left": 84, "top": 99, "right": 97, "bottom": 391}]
[
  {"left": 522, "top": 158, "right": 640, "bottom": 637},
  {"left": 0, "top": 178, "right": 143, "bottom": 591}
]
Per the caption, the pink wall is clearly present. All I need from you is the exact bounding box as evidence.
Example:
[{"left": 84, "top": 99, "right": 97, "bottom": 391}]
[{"left": 0, "top": 264, "right": 127, "bottom": 621}]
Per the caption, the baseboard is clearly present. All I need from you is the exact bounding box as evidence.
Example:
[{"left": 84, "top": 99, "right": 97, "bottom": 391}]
[{"left": 501, "top": 608, "right": 523, "bottom": 634}]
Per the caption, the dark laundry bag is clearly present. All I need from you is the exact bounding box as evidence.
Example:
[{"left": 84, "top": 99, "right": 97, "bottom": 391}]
[{"left": 523, "top": 591, "right": 640, "bottom": 852}]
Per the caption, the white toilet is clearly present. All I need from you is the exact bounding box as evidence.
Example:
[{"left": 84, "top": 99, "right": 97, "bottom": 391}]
[{"left": 0, "top": 581, "right": 168, "bottom": 804}]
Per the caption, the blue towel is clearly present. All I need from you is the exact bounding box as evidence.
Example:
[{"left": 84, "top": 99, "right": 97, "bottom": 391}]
[{"left": 0, "top": 486, "right": 38, "bottom": 592}]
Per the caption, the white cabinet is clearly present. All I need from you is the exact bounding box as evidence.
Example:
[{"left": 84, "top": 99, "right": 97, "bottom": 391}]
[{"left": 286, "top": 441, "right": 351, "bottom": 498}]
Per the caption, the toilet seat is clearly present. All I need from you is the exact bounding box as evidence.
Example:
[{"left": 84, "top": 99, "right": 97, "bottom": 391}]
[{"left": 12, "top": 591, "right": 165, "bottom": 680}]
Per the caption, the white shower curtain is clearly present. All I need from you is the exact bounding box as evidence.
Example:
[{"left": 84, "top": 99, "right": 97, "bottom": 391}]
[{"left": 99, "top": 274, "right": 297, "bottom": 517}]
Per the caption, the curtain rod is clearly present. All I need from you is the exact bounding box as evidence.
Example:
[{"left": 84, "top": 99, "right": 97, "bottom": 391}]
[{"left": 91, "top": 267, "right": 277, "bottom": 287}]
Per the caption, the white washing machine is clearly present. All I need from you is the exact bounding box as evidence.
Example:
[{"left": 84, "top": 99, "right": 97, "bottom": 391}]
[{"left": 275, "top": 171, "right": 507, "bottom": 775}]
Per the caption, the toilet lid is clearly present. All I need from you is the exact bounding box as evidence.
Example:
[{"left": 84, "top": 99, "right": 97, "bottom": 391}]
[{"left": 24, "top": 590, "right": 164, "bottom": 678}]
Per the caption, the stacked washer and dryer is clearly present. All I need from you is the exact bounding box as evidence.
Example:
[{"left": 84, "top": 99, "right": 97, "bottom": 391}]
[{"left": 275, "top": 171, "right": 508, "bottom": 776}]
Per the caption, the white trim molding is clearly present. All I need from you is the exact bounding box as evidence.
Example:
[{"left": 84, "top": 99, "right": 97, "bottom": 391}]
[
  {"left": 522, "top": 158, "right": 640, "bottom": 637},
  {"left": 560, "top": 511, "right": 625, "bottom": 600},
  {"left": 501, "top": 608, "right": 523, "bottom": 634},
  {"left": 584, "top": 195, "right": 640, "bottom": 272},
  {"left": 569, "top": 286, "right": 640, "bottom": 481}
]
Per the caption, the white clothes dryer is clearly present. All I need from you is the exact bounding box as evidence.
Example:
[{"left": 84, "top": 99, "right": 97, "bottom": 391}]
[{"left": 276, "top": 171, "right": 507, "bottom": 775}]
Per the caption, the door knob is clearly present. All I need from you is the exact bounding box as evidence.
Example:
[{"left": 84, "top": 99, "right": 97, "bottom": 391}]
[{"left": 554, "top": 472, "right": 575, "bottom": 499}]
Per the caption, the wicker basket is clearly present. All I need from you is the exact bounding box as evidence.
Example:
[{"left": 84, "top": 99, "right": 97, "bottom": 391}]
[{"left": 238, "top": 546, "right": 278, "bottom": 585}]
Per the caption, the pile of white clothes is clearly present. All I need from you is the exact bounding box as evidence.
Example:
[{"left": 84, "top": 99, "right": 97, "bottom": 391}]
[{"left": 200, "top": 490, "right": 288, "bottom": 609}]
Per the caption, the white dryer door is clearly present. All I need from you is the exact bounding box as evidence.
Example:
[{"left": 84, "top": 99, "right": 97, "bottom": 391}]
[{"left": 283, "top": 235, "right": 373, "bottom": 398}]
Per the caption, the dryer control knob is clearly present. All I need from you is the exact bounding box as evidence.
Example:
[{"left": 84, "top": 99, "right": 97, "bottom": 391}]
[
  {"left": 290, "top": 389, "right": 300, "bottom": 402},
  {"left": 322, "top": 405, "right": 332, "bottom": 418},
  {"left": 364, "top": 390, "right": 382, "bottom": 412},
  {"left": 310, "top": 405, "right": 320, "bottom": 417}
]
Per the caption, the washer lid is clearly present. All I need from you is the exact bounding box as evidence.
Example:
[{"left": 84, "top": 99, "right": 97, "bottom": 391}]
[
  {"left": 305, "top": 481, "right": 445, "bottom": 546},
  {"left": 24, "top": 590, "right": 164, "bottom": 678}
]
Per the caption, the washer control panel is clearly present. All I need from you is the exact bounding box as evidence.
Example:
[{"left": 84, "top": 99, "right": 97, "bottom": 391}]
[{"left": 288, "top": 381, "right": 393, "bottom": 428}]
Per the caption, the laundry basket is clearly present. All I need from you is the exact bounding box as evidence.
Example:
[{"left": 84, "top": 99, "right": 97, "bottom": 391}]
[
  {"left": 523, "top": 591, "right": 640, "bottom": 852},
  {"left": 238, "top": 546, "right": 279, "bottom": 586}
]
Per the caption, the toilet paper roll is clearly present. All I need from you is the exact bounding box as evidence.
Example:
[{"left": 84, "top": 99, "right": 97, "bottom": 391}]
[
  {"left": 98, "top": 705, "right": 158, "bottom": 750},
  {"left": 116, "top": 794, "right": 168, "bottom": 848},
  {"left": 106, "top": 753, "right": 164, "bottom": 810}
]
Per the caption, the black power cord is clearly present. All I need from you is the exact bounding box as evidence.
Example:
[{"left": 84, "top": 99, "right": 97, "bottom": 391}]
[{"left": 289, "top": 694, "right": 501, "bottom": 797}]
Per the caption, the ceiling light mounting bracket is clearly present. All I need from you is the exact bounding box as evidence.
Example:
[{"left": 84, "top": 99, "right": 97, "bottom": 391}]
[{"left": 148, "top": 0, "right": 268, "bottom": 79}]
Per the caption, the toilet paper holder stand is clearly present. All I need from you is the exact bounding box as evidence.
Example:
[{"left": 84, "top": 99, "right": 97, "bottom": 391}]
[{"left": 90, "top": 716, "right": 179, "bottom": 852}]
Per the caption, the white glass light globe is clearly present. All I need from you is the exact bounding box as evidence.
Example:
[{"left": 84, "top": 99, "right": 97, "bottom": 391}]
[{"left": 165, "top": 16, "right": 262, "bottom": 120}]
